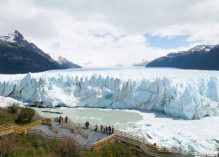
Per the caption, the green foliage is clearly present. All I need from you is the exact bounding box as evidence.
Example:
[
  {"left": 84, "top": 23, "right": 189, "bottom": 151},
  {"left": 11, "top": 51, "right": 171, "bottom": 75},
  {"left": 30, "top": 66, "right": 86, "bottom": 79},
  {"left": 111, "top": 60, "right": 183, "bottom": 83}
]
[
  {"left": 0, "top": 107, "right": 17, "bottom": 124},
  {"left": 0, "top": 105, "right": 38, "bottom": 125},
  {"left": 51, "top": 136, "right": 79, "bottom": 157},
  {"left": 0, "top": 133, "right": 139, "bottom": 157},
  {"left": 16, "top": 107, "right": 35, "bottom": 124},
  {"left": 0, "top": 134, "right": 80, "bottom": 157},
  {"left": 7, "top": 104, "right": 19, "bottom": 114}
]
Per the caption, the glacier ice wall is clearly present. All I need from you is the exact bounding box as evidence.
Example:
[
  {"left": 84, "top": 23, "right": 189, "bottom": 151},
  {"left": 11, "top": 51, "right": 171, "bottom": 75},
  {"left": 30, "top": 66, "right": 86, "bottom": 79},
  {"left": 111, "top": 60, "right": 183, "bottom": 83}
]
[{"left": 0, "top": 68, "right": 219, "bottom": 119}]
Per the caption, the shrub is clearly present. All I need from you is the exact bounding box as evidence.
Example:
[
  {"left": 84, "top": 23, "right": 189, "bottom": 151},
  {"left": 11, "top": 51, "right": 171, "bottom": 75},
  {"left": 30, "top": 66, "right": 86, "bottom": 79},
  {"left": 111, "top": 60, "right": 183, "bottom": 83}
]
[
  {"left": 52, "top": 136, "right": 79, "bottom": 157},
  {"left": 16, "top": 107, "right": 35, "bottom": 124},
  {"left": 0, "top": 107, "right": 16, "bottom": 124},
  {"left": 7, "top": 104, "right": 19, "bottom": 114}
]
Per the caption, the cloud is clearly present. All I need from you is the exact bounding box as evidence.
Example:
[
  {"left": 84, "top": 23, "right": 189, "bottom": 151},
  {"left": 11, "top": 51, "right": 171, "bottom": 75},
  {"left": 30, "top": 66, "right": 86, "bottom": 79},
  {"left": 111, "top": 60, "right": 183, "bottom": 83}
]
[{"left": 0, "top": 0, "right": 219, "bottom": 67}]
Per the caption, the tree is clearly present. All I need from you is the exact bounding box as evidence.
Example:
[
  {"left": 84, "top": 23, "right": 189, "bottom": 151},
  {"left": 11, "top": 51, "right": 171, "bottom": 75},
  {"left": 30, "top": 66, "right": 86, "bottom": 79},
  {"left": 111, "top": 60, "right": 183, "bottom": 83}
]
[{"left": 16, "top": 107, "right": 35, "bottom": 124}]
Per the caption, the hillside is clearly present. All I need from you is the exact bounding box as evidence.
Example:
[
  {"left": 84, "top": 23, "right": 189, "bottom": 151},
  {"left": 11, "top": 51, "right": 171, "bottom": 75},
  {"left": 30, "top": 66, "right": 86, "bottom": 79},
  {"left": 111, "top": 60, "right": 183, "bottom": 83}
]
[
  {"left": 147, "top": 45, "right": 219, "bottom": 70},
  {"left": 0, "top": 31, "right": 81, "bottom": 74}
]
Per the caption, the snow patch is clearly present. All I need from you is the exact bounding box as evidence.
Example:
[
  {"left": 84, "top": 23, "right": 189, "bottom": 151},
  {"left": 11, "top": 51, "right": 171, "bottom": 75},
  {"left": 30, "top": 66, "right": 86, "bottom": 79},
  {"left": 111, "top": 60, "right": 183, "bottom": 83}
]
[{"left": 0, "top": 96, "right": 24, "bottom": 107}]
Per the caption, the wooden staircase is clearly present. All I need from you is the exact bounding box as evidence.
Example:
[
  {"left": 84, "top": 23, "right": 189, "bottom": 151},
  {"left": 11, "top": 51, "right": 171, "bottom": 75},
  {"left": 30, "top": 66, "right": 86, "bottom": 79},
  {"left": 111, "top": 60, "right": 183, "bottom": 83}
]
[{"left": 0, "top": 119, "right": 42, "bottom": 136}]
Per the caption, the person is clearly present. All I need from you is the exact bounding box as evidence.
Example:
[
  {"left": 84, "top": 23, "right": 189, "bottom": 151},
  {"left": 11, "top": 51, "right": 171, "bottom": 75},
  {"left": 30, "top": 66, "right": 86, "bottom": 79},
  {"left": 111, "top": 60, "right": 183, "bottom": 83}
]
[
  {"left": 60, "top": 116, "right": 64, "bottom": 123},
  {"left": 95, "top": 124, "right": 98, "bottom": 131},
  {"left": 58, "top": 116, "right": 61, "bottom": 125},
  {"left": 112, "top": 126, "right": 114, "bottom": 134},
  {"left": 100, "top": 125, "right": 103, "bottom": 132},
  {"left": 106, "top": 125, "right": 108, "bottom": 133},
  {"left": 85, "top": 121, "right": 89, "bottom": 129},
  {"left": 65, "top": 116, "right": 68, "bottom": 123},
  {"left": 108, "top": 125, "right": 111, "bottom": 134},
  {"left": 103, "top": 126, "right": 106, "bottom": 133}
]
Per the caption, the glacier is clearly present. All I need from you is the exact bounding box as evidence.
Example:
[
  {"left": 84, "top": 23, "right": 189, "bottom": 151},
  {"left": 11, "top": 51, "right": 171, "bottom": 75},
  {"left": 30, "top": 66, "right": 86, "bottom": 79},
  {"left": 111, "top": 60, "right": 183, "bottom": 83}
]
[{"left": 0, "top": 67, "right": 219, "bottom": 119}]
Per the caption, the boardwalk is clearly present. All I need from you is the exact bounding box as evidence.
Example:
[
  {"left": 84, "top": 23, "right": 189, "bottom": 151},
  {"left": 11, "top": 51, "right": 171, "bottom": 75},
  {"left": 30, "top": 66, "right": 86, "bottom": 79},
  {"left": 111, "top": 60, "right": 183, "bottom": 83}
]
[
  {"left": 0, "top": 119, "right": 218, "bottom": 157},
  {"left": 29, "top": 122, "right": 110, "bottom": 146}
]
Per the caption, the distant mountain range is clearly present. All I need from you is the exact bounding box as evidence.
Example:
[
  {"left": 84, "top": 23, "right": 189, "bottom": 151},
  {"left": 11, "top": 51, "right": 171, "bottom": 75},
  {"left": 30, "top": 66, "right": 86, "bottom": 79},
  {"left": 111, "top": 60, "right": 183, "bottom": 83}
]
[
  {"left": 147, "top": 45, "right": 219, "bottom": 70},
  {"left": 0, "top": 31, "right": 81, "bottom": 74},
  {"left": 133, "top": 59, "right": 149, "bottom": 66}
]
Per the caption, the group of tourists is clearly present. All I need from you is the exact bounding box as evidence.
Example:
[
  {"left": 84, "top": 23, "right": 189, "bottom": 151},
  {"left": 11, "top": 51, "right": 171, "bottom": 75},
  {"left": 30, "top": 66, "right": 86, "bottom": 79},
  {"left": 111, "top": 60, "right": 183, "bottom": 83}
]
[
  {"left": 84, "top": 121, "right": 114, "bottom": 134},
  {"left": 93, "top": 124, "right": 114, "bottom": 134},
  {"left": 58, "top": 115, "right": 68, "bottom": 125},
  {"left": 100, "top": 125, "right": 114, "bottom": 134},
  {"left": 58, "top": 118, "right": 115, "bottom": 134}
]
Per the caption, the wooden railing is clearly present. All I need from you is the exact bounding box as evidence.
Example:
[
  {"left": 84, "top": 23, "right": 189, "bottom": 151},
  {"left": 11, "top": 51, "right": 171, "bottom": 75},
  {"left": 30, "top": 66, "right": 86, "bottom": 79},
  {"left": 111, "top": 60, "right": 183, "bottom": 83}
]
[
  {"left": 41, "top": 118, "right": 52, "bottom": 126},
  {"left": 114, "top": 129, "right": 218, "bottom": 157},
  {"left": 0, "top": 124, "right": 17, "bottom": 136},
  {"left": 0, "top": 119, "right": 42, "bottom": 136},
  {"left": 92, "top": 134, "right": 116, "bottom": 151}
]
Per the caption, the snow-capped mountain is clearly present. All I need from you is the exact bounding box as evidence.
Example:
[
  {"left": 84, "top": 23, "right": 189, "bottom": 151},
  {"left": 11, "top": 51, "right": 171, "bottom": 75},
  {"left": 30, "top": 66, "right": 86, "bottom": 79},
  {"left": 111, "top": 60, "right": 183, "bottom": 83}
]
[
  {"left": 0, "top": 31, "right": 81, "bottom": 74},
  {"left": 189, "top": 45, "right": 214, "bottom": 52},
  {"left": 147, "top": 44, "right": 219, "bottom": 70},
  {"left": 49, "top": 53, "right": 81, "bottom": 69}
]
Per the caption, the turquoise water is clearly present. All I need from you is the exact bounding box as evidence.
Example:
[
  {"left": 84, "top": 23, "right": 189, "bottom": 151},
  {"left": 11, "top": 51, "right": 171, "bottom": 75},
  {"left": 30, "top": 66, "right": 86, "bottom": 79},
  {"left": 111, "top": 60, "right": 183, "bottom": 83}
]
[{"left": 34, "top": 107, "right": 143, "bottom": 130}]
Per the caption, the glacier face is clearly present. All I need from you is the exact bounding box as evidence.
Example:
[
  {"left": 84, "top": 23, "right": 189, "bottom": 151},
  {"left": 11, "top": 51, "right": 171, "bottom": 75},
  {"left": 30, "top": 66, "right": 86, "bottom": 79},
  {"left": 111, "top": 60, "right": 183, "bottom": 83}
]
[{"left": 0, "top": 67, "right": 219, "bottom": 119}]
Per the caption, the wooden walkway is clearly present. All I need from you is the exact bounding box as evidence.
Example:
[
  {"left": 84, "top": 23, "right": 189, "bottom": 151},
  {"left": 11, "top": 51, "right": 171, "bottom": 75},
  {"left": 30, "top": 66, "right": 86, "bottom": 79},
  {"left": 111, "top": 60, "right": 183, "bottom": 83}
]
[
  {"left": 0, "top": 120, "right": 41, "bottom": 136},
  {"left": 0, "top": 119, "right": 218, "bottom": 157},
  {"left": 28, "top": 122, "right": 111, "bottom": 146},
  {"left": 114, "top": 130, "right": 218, "bottom": 157}
]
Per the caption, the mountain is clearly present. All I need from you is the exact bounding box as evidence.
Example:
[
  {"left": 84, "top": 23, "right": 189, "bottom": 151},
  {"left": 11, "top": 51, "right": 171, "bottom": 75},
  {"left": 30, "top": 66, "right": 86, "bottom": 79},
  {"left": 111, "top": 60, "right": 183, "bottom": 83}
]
[
  {"left": 0, "top": 31, "right": 81, "bottom": 74},
  {"left": 49, "top": 53, "right": 80, "bottom": 69},
  {"left": 147, "top": 45, "right": 219, "bottom": 70},
  {"left": 133, "top": 59, "right": 149, "bottom": 66}
]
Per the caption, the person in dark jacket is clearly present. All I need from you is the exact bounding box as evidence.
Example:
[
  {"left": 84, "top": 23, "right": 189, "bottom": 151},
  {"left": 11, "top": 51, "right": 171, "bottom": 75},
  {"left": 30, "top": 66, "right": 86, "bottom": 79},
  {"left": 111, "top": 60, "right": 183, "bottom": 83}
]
[
  {"left": 65, "top": 116, "right": 68, "bottom": 123},
  {"left": 112, "top": 126, "right": 114, "bottom": 134},
  {"left": 85, "top": 121, "right": 89, "bottom": 129},
  {"left": 100, "top": 125, "right": 103, "bottom": 132},
  {"left": 108, "top": 125, "right": 111, "bottom": 134},
  {"left": 95, "top": 124, "right": 98, "bottom": 131}
]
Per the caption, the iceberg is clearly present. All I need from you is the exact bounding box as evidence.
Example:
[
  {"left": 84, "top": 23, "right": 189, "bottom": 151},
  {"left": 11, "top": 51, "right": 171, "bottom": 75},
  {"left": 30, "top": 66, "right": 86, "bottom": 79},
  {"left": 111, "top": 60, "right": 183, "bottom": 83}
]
[{"left": 0, "top": 67, "right": 219, "bottom": 119}]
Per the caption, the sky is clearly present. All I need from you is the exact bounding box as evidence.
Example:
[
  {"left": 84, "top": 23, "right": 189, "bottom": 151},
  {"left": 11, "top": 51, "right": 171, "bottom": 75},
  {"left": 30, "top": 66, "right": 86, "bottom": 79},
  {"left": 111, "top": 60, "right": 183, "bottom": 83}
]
[{"left": 1, "top": 0, "right": 219, "bottom": 67}]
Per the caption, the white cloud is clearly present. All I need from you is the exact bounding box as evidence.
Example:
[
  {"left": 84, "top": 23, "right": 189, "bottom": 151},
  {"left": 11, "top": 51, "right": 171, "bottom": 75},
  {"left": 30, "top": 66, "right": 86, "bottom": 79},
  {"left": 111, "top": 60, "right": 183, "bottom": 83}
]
[{"left": 0, "top": 0, "right": 219, "bottom": 67}]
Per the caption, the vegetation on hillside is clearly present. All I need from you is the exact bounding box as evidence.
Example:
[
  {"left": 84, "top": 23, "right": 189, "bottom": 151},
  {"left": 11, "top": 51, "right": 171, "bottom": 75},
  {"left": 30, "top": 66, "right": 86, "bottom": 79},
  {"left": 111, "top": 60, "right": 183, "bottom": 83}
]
[
  {"left": 0, "top": 133, "right": 140, "bottom": 157},
  {"left": 0, "top": 104, "right": 38, "bottom": 125},
  {"left": 0, "top": 133, "right": 78, "bottom": 157}
]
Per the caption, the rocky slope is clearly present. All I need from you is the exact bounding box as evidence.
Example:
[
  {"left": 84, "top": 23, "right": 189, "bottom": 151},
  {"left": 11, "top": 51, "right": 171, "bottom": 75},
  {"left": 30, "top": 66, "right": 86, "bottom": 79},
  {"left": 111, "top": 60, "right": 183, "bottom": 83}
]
[
  {"left": 147, "top": 45, "right": 219, "bottom": 70},
  {"left": 0, "top": 31, "right": 80, "bottom": 74}
]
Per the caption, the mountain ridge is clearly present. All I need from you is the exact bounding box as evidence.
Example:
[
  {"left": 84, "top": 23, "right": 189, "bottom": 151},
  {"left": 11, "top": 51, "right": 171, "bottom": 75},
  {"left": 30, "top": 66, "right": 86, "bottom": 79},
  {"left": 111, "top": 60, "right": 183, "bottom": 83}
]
[
  {"left": 147, "top": 44, "right": 219, "bottom": 70},
  {"left": 0, "top": 31, "right": 81, "bottom": 74}
]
